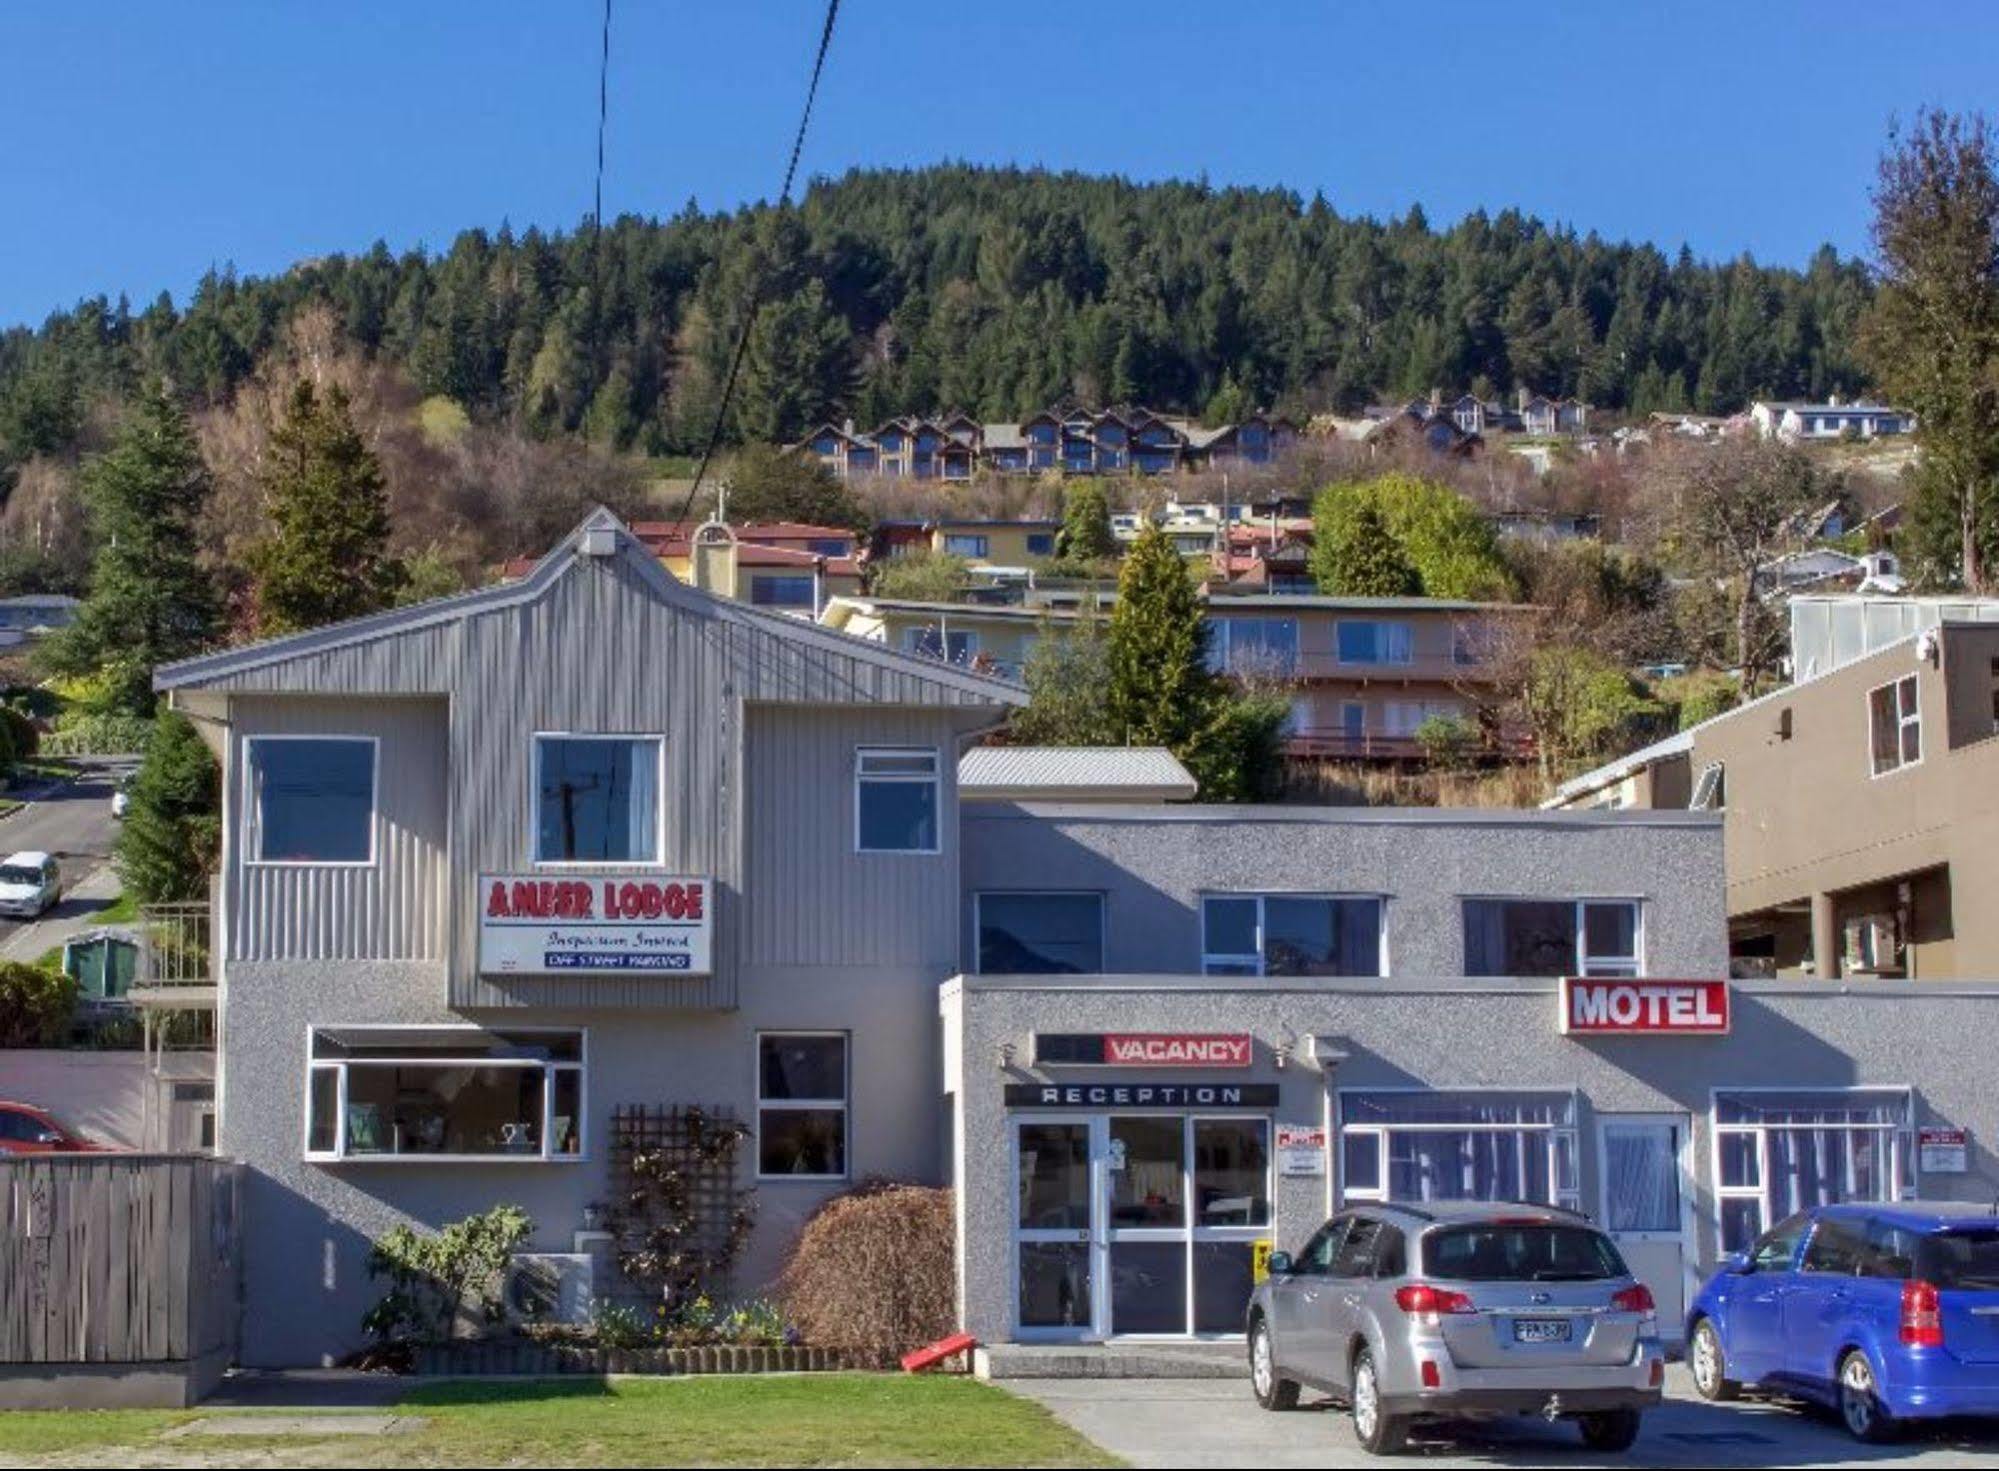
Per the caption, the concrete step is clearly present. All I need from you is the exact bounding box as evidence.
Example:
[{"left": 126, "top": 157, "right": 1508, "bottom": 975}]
[{"left": 976, "top": 1341, "right": 1248, "bottom": 1380}]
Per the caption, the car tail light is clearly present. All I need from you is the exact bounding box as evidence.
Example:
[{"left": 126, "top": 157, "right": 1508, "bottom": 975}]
[
  {"left": 1901, "top": 1280, "right": 1944, "bottom": 1347},
  {"left": 1419, "top": 1359, "right": 1441, "bottom": 1388},
  {"left": 1648, "top": 1358, "right": 1664, "bottom": 1387},
  {"left": 1611, "top": 1284, "right": 1656, "bottom": 1316},
  {"left": 1395, "top": 1284, "right": 1475, "bottom": 1317}
]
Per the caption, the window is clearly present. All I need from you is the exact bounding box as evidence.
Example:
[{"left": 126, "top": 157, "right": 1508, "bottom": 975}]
[
  {"left": 1291, "top": 1217, "right": 1350, "bottom": 1276},
  {"left": 1801, "top": 1218, "right": 1868, "bottom": 1275},
  {"left": 1424, "top": 1223, "right": 1625, "bottom": 1281},
  {"left": 748, "top": 574, "right": 815, "bottom": 609},
  {"left": 1202, "top": 894, "right": 1383, "bottom": 977},
  {"left": 757, "top": 1033, "right": 847, "bottom": 1178},
  {"left": 1462, "top": 899, "right": 1641, "bottom": 978},
  {"left": 1690, "top": 762, "right": 1725, "bottom": 811},
  {"left": 944, "top": 534, "right": 990, "bottom": 559},
  {"left": 1337, "top": 620, "right": 1413, "bottom": 665},
  {"left": 1208, "top": 618, "right": 1299, "bottom": 676},
  {"left": 1341, "top": 1091, "right": 1580, "bottom": 1212},
  {"left": 535, "top": 736, "right": 661, "bottom": 864},
  {"left": 246, "top": 737, "right": 376, "bottom": 864},
  {"left": 903, "top": 626, "right": 977, "bottom": 664},
  {"left": 1869, "top": 674, "right": 1921, "bottom": 775},
  {"left": 1330, "top": 1215, "right": 1386, "bottom": 1278},
  {"left": 1749, "top": 1214, "right": 1809, "bottom": 1272},
  {"left": 806, "top": 538, "right": 849, "bottom": 557},
  {"left": 855, "top": 747, "right": 941, "bottom": 853},
  {"left": 976, "top": 892, "right": 1103, "bottom": 974},
  {"left": 1026, "top": 533, "right": 1055, "bottom": 557},
  {"left": 1452, "top": 622, "right": 1490, "bottom": 666},
  {"left": 304, "top": 1028, "right": 583, "bottom": 1162},
  {"left": 1712, "top": 1090, "right": 1914, "bottom": 1252}
]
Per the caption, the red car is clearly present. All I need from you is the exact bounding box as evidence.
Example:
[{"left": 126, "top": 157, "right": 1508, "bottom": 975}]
[{"left": 0, "top": 1101, "right": 107, "bottom": 1154}]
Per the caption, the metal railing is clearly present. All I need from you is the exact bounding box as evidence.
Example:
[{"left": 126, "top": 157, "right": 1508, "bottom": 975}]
[{"left": 136, "top": 902, "right": 214, "bottom": 989}]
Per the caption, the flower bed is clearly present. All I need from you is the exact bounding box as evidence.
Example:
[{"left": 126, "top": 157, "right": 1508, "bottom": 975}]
[{"left": 414, "top": 1339, "right": 893, "bottom": 1377}]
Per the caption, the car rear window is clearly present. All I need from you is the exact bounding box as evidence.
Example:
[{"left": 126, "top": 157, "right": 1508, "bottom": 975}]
[
  {"left": 1920, "top": 1230, "right": 1999, "bottom": 1291},
  {"left": 1422, "top": 1223, "right": 1627, "bottom": 1282}
]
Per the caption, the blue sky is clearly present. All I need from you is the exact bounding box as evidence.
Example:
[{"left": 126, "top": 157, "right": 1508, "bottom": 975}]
[{"left": 3, "top": 1, "right": 1992, "bottom": 330}]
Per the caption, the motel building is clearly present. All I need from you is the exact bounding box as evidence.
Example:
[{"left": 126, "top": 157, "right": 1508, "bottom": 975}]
[{"left": 152, "top": 511, "right": 1999, "bottom": 1367}]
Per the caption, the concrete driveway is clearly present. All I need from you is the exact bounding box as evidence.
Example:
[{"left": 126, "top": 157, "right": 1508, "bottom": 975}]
[{"left": 1007, "top": 1365, "right": 1999, "bottom": 1468}]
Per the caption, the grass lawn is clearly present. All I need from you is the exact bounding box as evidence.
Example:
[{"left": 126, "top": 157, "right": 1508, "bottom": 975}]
[{"left": 0, "top": 1374, "right": 1120, "bottom": 1468}]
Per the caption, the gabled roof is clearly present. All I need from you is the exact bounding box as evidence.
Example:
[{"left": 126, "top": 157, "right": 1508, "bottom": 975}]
[{"left": 156, "top": 509, "right": 1025, "bottom": 707}]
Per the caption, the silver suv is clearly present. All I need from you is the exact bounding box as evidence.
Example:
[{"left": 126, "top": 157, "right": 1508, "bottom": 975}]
[{"left": 1247, "top": 1201, "right": 1664, "bottom": 1455}]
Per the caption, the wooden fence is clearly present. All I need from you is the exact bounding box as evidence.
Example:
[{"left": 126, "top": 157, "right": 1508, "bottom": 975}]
[{"left": 0, "top": 1155, "right": 241, "bottom": 1367}]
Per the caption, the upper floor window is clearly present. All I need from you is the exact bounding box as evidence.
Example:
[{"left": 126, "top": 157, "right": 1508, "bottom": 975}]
[
  {"left": 855, "top": 747, "right": 940, "bottom": 854},
  {"left": 904, "top": 626, "right": 977, "bottom": 664},
  {"left": 1202, "top": 894, "right": 1384, "bottom": 977},
  {"left": 1026, "top": 533, "right": 1056, "bottom": 558},
  {"left": 944, "top": 534, "right": 990, "bottom": 559},
  {"left": 1209, "top": 617, "right": 1299, "bottom": 675},
  {"left": 1462, "top": 898, "right": 1640, "bottom": 978},
  {"left": 977, "top": 892, "right": 1104, "bottom": 974},
  {"left": 1337, "top": 620, "right": 1413, "bottom": 665},
  {"left": 245, "top": 736, "right": 376, "bottom": 865},
  {"left": 535, "top": 735, "right": 662, "bottom": 865},
  {"left": 806, "top": 538, "right": 850, "bottom": 557},
  {"left": 1868, "top": 674, "right": 1921, "bottom": 776},
  {"left": 749, "top": 574, "right": 816, "bottom": 609}
]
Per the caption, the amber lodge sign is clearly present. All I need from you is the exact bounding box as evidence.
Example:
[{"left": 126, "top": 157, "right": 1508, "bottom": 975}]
[
  {"left": 1559, "top": 977, "right": 1730, "bottom": 1036},
  {"left": 1033, "top": 1033, "right": 1254, "bottom": 1068},
  {"left": 478, "top": 875, "right": 713, "bottom": 976}
]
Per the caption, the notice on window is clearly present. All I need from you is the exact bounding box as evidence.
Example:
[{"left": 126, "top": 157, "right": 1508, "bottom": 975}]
[
  {"left": 478, "top": 874, "right": 713, "bottom": 976},
  {"left": 1919, "top": 1126, "right": 1969, "bottom": 1175},
  {"left": 1276, "top": 1123, "right": 1327, "bottom": 1177}
]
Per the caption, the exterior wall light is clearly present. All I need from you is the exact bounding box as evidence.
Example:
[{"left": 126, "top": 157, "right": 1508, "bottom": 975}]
[{"left": 996, "top": 1041, "right": 1016, "bottom": 1070}]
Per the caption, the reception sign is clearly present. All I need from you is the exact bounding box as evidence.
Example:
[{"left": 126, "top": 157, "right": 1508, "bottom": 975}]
[
  {"left": 1005, "top": 1082, "right": 1279, "bottom": 1109},
  {"left": 478, "top": 874, "right": 713, "bottom": 976},
  {"left": 1559, "top": 977, "right": 1730, "bottom": 1036}
]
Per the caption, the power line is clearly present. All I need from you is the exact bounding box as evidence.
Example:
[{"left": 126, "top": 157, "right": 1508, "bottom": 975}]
[
  {"left": 588, "top": 0, "right": 613, "bottom": 366},
  {"left": 672, "top": 0, "right": 842, "bottom": 528}
]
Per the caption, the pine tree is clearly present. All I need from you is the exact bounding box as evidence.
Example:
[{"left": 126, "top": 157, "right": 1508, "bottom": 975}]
[
  {"left": 1105, "top": 525, "right": 1218, "bottom": 752},
  {"left": 39, "top": 382, "right": 220, "bottom": 714},
  {"left": 113, "top": 712, "right": 221, "bottom": 905},
  {"left": 1311, "top": 496, "right": 1422, "bottom": 596},
  {"left": 1055, "top": 479, "right": 1116, "bottom": 562},
  {"left": 248, "top": 381, "right": 405, "bottom": 635}
]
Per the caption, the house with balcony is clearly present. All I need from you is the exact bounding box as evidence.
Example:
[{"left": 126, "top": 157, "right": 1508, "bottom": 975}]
[
  {"left": 819, "top": 595, "right": 1076, "bottom": 682},
  {"left": 1549, "top": 596, "right": 1999, "bottom": 979},
  {"left": 1203, "top": 592, "right": 1526, "bottom": 760},
  {"left": 505, "top": 520, "right": 864, "bottom": 617}
]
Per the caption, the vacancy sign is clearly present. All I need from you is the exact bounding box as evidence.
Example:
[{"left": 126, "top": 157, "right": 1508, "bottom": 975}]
[
  {"left": 1034, "top": 1033, "right": 1253, "bottom": 1067},
  {"left": 478, "top": 874, "right": 713, "bottom": 976},
  {"left": 1559, "top": 977, "right": 1730, "bottom": 1036}
]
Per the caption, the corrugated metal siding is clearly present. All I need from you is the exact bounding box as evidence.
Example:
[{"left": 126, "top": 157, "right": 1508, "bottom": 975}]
[
  {"left": 739, "top": 706, "right": 962, "bottom": 969},
  {"left": 227, "top": 695, "right": 447, "bottom": 962}
]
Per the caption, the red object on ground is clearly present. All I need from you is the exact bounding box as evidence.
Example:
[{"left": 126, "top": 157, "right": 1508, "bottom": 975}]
[{"left": 901, "top": 1332, "right": 977, "bottom": 1373}]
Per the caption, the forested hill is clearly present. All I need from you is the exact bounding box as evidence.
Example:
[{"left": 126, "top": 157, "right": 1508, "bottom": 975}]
[{"left": 0, "top": 164, "right": 1874, "bottom": 468}]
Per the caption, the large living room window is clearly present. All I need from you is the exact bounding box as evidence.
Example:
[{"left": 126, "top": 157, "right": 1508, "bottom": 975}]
[
  {"left": 976, "top": 892, "right": 1105, "bottom": 974},
  {"left": 756, "top": 1033, "right": 848, "bottom": 1179},
  {"left": 244, "top": 736, "right": 376, "bottom": 864},
  {"left": 1462, "top": 898, "right": 1641, "bottom": 978},
  {"left": 304, "top": 1027, "right": 583, "bottom": 1162},
  {"left": 534, "top": 735, "right": 662, "bottom": 864},
  {"left": 1201, "top": 894, "right": 1384, "bottom": 977},
  {"left": 1337, "top": 620, "right": 1413, "bottom": 666}
]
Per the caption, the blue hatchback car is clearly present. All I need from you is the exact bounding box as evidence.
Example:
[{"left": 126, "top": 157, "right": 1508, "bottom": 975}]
[{"left": 1687, "top": 1201, "right": 1999, "bottom": 1441}]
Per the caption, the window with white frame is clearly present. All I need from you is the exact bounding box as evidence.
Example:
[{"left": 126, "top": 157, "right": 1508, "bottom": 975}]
[
  {"left": 1868, "top": 674, "right": 1921, "bottom": 776},
  {"left": 855, "top": 747, "right": 941, "bottom": 853},
  {"left": 757, "top": 1033, "right": 847, "bottom": 1178},
  {"left": 1202, "top": 894, "right": 1384, "bottom": 977},
  {"left": 1712, "top": 1089, "right": 1914, "bottom": 1253},
  {"left": 944, "top": 533, "right": 990, "bottom": 559},
  {"left": 304, "top": 1028, "right": 583, "bottom": 1161},
  {"left": 1690, "top": 762, "right": 1726, "bottom": 811},
  {"left": 534, "top": 735, "right": 662, "bottom": 864},
  {"left": 976, "top": 892, "right": 1104, "bottom": 974},
  {"left": 1337, "top": 620, "right": 1413, "bottom": 665},
  {"left": 245, "top": 737, "right": 377, "bottom": 864},
  {"left": 1340, "top": 1091, "right": 1579, "bottom": 1212},
  {"left": 1462, "top": 898, "right": 1640, "bottom": 978}
]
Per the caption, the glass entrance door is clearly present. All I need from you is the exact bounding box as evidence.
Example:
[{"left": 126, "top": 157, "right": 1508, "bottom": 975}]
[
  {"left": 1598, "top": 1113, "right": 1693, "bottom": 1338},
  {"left": 1013, "top": 1114, "right": 1271, "bottom": 1340}
]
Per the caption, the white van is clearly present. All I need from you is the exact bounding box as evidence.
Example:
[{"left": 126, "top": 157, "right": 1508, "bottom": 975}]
[{"left": 0, "top": 851, "right": 61, "bottom": 919}]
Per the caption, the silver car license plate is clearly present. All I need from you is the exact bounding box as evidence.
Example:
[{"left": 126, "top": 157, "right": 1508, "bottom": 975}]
[{"left": 1513, "top": 1317, "right": 1572, "bottom": 1343}]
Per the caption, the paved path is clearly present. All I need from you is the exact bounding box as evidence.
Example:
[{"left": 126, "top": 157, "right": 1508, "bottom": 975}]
[
  {"left": 0, "top": 758, "right": 132, "bottom": 960},
  {"left": 1008, "top": 1365, "right": 1999, "bottom": 1468}
]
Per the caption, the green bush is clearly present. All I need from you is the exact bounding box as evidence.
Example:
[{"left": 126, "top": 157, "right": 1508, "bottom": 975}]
[
  {"left": 44, "top": 711, "right": 154, "bottom": 756},
  {"left": 1415, "top": 713, "right": 1482, "bottom": 771},
  {"left": 0, "top": 705, "right": 39, "bottom": 762},
  {"left": 114, "top": 712, "right": 219, "bottom": 904},
  {"left": 0, "top": 962, "right": 77, "bottom": 1046},
  {"left": 363, "top": 1204, "right": 534, "bottom": 1347},
  {"left": 1659, "top": 671, "right": 1741, "bottom": 731}
]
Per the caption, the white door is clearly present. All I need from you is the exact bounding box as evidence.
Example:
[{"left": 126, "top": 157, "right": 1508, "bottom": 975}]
[{"left": 1598, "top": 1113, "right": 1694, "bottom": 1340}]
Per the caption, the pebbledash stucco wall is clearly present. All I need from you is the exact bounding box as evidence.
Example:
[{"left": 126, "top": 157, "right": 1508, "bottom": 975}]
[
  {"left": 222, "top": 957, "right": 951, "bottom": 1368},
  {"left": 942, "top": 976, "right": 1999, "bottom": 1345},
  {"left": 960, "top": 803, "right": 1729, "bottom": 979}
]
